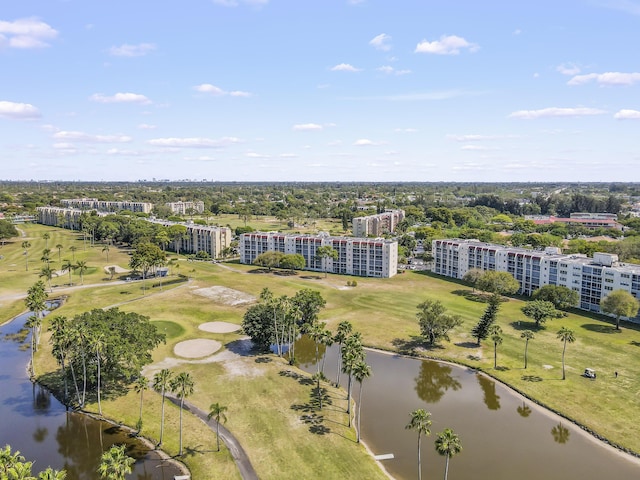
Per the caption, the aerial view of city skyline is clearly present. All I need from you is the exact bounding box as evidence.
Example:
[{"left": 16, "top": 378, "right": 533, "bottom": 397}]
[{"left": 1, "top": 0, "right": 639, "bottom": 182}]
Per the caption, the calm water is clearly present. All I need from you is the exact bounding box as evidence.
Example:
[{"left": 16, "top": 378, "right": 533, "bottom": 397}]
[
  {"left": 0, "top": 310, "right": 182, "bottom": 479},
  {"left": 296, "top": 337, "right": 640, "bottom": 480}
]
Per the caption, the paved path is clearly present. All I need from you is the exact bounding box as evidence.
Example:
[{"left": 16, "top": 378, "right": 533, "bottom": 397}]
[{"left": 166, "top": 395, "right": 259, "bottom": 480}]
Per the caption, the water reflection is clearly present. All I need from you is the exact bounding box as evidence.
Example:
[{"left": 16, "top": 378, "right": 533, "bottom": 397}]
[
  {"left": 414, "top": 361, "right": 461, "bottom": 404},
  {"left": 516, "top": 401, "right": 532, "bottom": 418},
  {"left": 552, "top": 423, "right": 571, "bottom": 444},
  {"left": 476, "top": 374, "right": 501, "bottom": 410}
]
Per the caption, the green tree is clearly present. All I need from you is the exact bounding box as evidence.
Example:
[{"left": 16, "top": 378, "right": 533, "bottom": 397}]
[
  {"left": 600, "top": 290, "right": 640, "bottom": 330},
  {"left": 532, "top": 285, "right": 579, "bottom": 311},
  {"left": 207, "top": 402, "right": 228, "bottom": 452},
  {"left": 42, "top": 232, "right": 50, "bottom": 249},
  {"left": 39, "top": 265, "right": 55, "bottom": 293},
  {"left": 25, "top": 280, "right": 48, "bottom": 349},
  {"left": 69, "top": 245, "right": 77, "bottom": 261},
  {"left": 462, "top": 268, "right": 484, "bottom": 292},
  {"left": 477, "top": 270, "right": 520, "bottom": 296},
  {"left": 416, "top": 299, "right": 462, "bottom": 346},
  {"left": 74, "top": 260, "right": 88, "bottom": 285},
  {"left": 153, "top": 368, "right": 173, "bottom": 447},
  {"left": 253, "top": 251, "right": 284, "bottom": 271},
  {"left": 108, "top": 266, "right": 116, "bottom": 281},
  {"left": 471, "top": 293, "right": 501, "bottom": 345},
  {"left": 521, "top": 300, "right": 562, "bottom": 328},
  {"left": 170, "top": 372, "right": 195, "bottom": 456},
  {"left": 353, "top": 360, "right": 372, "bottom": 443},
  {"left": 315, "top": 245, "right": 338, "bottom": 278},
  {"left": 91, "top": 333, "right": 106, "bottom": 415},
  {"left": 557, "top": 327, "right": 576, "bottom": 380},
  {"left": 168, "top": 224, "right": 188, "bottom": 255},
  {"left": 521, "top": 330, "right": 535, "bottom": 369},
  {"left": 49, "top": 315, "right": 71, "bottom": 404},
  {"left": 134, "top": 376, "right": 148, "bottom": 433},
  {"left": 280, "top": 253, "right": 306, "bottom": 271},
  {"left": 97, "top": 444, "right": 134, "bottom": 480},
  {"left": 242, "top": 302, "right": 275, "bottom": 351},
  {"left": 435, "top": 428, "right": 462, "bottom": 480},
  {"left": 489, "top": 325, "right": 503, "bottom": 369},
  {"left": 102, "top": 244, "right": 110, "bottom": 262},
  {"left": 291, "top": 288, "right": 326, "bottom": 332},
  {"left": 405, "top": 409, "right": 432, "bottom": 480},
  {"left": 21, "top": 240, "right": 31, "bottom": 271},
  {"left": 55, "top": 243, "right": 64, "bottom": 263},
  {"left": 342, "top": 332, "right": 364, "bottom": 426},
  {"left": 0, "top": 219, "right": 19, "bottom": 246},
  {"left": 61, "top": 259, "right": 74, "bottom": 285},
  {"left": 333, "top": 320, "right": 353, "bottom": 387}
]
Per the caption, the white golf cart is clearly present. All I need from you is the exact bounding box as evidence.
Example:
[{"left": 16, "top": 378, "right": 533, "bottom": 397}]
[{"left": 584, "top": 368, "right": 596, "bottom": 379}]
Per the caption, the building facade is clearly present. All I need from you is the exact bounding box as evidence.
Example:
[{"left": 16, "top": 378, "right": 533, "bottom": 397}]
[
  {"left": 149, "top": 220, "right": 232, "bottom": 259},
  {"left": 165, "top": 201, "right": 205, "bottom": 215},
  {"left": 432, "top": 238, "right": 640, "bottom": 317},
  {"left": 352, "top": 209, "right": 405, "bottom": 237},
  {"left": 240, "top": 232, "right": 398, "bottom": 278},
  {"left": 61, "top": 198, "right": 153, "bottom": 214},
  {"left": 37, "top": 206, "right": 98, "bottom": 230}
]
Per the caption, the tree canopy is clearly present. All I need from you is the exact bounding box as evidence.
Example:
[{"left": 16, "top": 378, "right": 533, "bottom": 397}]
[
  {"left": 477, "top": 271, "right": 520, "bottom": 296},
  {"left": 600, "top": 290, "right": 640, "bottom": 330},
  {"left": 521, "top": 300, "right": 562, "bottom": 328},
  {"left": 416, "top": 299, "right": 462, "bottom": 345},
  {"left": 533, "top": 285, "right": 579, "bottom": 311}
]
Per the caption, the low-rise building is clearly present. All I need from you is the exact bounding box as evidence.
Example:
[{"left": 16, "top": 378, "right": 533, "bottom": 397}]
[
  {"left": 61, "top": 198, "right": 153, "bottom": 214},
  {"left": 165, "top": 201, "right": 205, "bottom": 215},
  {"left": 352, "top": 209, "right": 405, "bottom": 237}
]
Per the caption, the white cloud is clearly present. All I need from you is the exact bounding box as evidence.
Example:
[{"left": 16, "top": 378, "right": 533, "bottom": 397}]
[
  {"left": 330, "top": 63, "right": 362, "bottom": 72},
  {"left": 137, "top": 123, "right": 157, "bottom": 130},
  {"left": 293, "top": 123, "right": 323, "bottom": 131},
  {"left": 53, "top": 142, "right": 75, "bottom": 150},
  {"left": 193, "top": 84, "right": 251, "bottom": 97},
  {"left": 108, "top": 43, "right": 156, "bottom": 57},
  {"left": 556, "top": 63, "right": 581, "bottom": 75},
  {"left": 508, "top": 107, "right": 606, "bottom": 119},
  {"left": 349, "top": 89, "right": 480, "bottom": 101},
  {"left": 461, "top": 145, "right": 490, "bottom": 151},
  {"left": 377, "top": 65, "right": 411, "bottom": 75},
  {"left": 90, "top": 93, "right": 152, "bottom": 104},
  {"left": 279, "top": 153, "right": 298, "bottom": 158},
  {"left": 614, "top": 109, "right": 640, "bottom": 119},
  {"left": 415, "top": 35, "right": 479, "bottom": 55},
  {"left": 446, "top": 134, "right": 514, "bottom": 142},
  {"left": 513, "top": 29, "right": 522, "bottom": 35},
  {"left": 0, "top": 18, "right": 58, "bottom": 49},
  {"left": 353, "top": 138, "right": 386, "bottom": 146},
  {"left": 567, "top": 72, "right": 640, "bottom": 86},
  {"left": 369, "top": 33, "right": 392, "bottom": 51},
  {"left": 596, "top": 0, "right": 640, "bottom": 15},
  {"left": 53, "top": 131, "right": 133, "bottom": 143},
  {"left": 147, "top": 136, "right": 240, "bottom": 148},
  {"left": 106, "top": 148, "right": 145, "bottom": 156},
  {"left": 212, "top": 0, "right": 268, "bottom": 6},
  {"left": 246, "top": 152, "right": 270, "bottom": 158},
  {"left": 0, "top": 100, "right": 41, "bottom": 119}
]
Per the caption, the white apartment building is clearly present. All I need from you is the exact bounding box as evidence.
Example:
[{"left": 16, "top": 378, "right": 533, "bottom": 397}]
[
  {"left": 352, "top": 209, "right": 405, "bottom": 237},
  {"left": 37, "top": 206, "right": 91, "bottom": 230},
  {"left": 432, "top": 239, "right": 640, "bottom": 317},
  {"left": 165, "top": 201, "right": 205, "bottom": 215},
  {"left": 61, "top": 198, "right": 153, "bottom": 214},
  {"left": 240, "top": 232, "right": 398, "bottom": 278},
  {"left": 149, "top": 220, "right": 232, "bottom": 259}
]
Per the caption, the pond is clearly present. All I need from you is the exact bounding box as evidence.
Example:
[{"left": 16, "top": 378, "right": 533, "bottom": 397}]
[
  {"left": 0, "top": 308, "right": 183, "bottom": 479},
  {"left": 294, "top": 336, "right": 640, "bottom": 480}
]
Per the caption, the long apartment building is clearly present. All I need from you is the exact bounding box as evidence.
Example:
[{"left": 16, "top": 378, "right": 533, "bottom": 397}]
[
  {"left": 352, "top": 209, "right": 405, "bottom": 237},
  {"left": 61, "top": 198, "right": 153, "bottom": 214},
  {"left": 432, "top": 239, "right": 640, "bottom": 317},
  {"left": 37, "top": 206, "right": 106, "bottom": 230},
  {"left": 165, "top": 201, "right": 205, "bottom": 215},
  {"left": 240, "top": 232, "right": 398, "bottom": 278},
  {"left": 150, "top": 220, "right": 232, "bottom": 259}
]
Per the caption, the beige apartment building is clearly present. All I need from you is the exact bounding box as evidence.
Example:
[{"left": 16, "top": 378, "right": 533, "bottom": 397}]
[{"left": 352, "top": 209, "right": 405, "bottom": 237}]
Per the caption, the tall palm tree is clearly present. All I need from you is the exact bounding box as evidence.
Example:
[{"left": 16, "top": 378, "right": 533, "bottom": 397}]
[
  {"left": 75, "top": 260, "right": 88, "bottom": 285},
  {"left": 49, "top": 316, "right": 70, "bottom": 405},
  {"left": 62, "top": 259, "right": 74, "bottom": 286},
  {"left": 69, "top": 245, "right": 77, "bottom": 261},
  {"left": 334, "top": 321, "right": 353, "bottom": 386},
  {"left": 319, "top": 328, "right": 333, "bottom": 377},
  {"left": 22, "top": 240, "right": 31, "bottom": 271},
  {"left": 557, "top": 327, "right": 576, "bottom": 380},
  {"left": 520, "top": 330, "right": 535, "bottom": 369},
  {"left": 97, "top": 444, "right": 134, "bottom": 480},
  {"left": 489, "top": 325, "right": 503, "bottom": 369},
  {"left": 152, "top": 369, "right": 173, "bottom": 446},
  {"left": 25, "top": 280, "right": 48, "bottom": 348},
  {"left": 39, "top": 266, "right": 55, "bottom": 293},
  {"left": 102, "top": 244, "right": 110, "bottom": 262},
  {"left": 353, "top": 360, "right": 371, "bottom": 443},
  {"left": 41, "top": 249, "right": 51, "bottom": 267},
  {"left": 207, "top": 402, "right": 228, "bottom": 452},
  {"left": 342, "top": 333, "right": 363, "bottom": 426},
  {"left": 55, "top": 244, "right": 64, "bottom": 263},
  {"left": 435, "top": 428, "right": 462, "bottom": 480},
  {"left": 91, "top": 334, "right": 106, "bottom": 415},
  {"left": 405, "top": 409, "right": 432, "bottom": 480},
  {"left": 42, "top": 232, "right": 50, "bottom": 249},
  {"left": 170, "top": 372, "right": 195, "bottom": 456},
  {"left": 134, "top": 376, "right": 148, "bottom": 433}
]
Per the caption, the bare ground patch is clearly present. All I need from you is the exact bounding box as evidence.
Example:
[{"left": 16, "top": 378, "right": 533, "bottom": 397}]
[
  {"left": 192, "top": 286, "right": 256, "bottom": 306},
  {"left": 174, "top": 339, "right": 222, "bottom": 358},
  {"left": 199, "top": 321, "right": 242, "bottom": 333}
]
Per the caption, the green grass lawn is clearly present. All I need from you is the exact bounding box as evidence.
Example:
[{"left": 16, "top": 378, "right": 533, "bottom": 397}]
[{"left": 8, "top": 224, "right": 640, "bottom": 479}]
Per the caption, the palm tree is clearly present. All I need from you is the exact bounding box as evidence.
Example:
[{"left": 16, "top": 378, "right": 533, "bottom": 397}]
[
  {"left": 49, "top": 315, "right": 70, "bottom": 405},
  {"left": 334, "top": 321, "right": 353, "bottom": 386},
  {"left": 62, "top": 259, "right": 74, "bottom": 286},
  {"left": 489, "top": 325, "right": 503, "bottom": 369},
  {"left": 75, "top": 260, "right": 88, "bottom": 285},
  {"left": 557, "top": 327, "right": 576, "bottom": 380},
  {"left": 207, "top": 402, "right": 228, "bottom": 452},
  {"left": 170, "top": 372, "right": 195, "bottom": 456},
  {"left": 405, "top": 409, "right": 432, "bottom": 480},
  {"left": 342, "top": 333, "right": 363, "bottom": 426},
  {"left": 38, "top": 467, "right": 67, "bottom": 479},
  {"left": 152, "top": 369, "right": 173, "bottom": 447},
  {"left": 39, "top": 266, "right": 55, "bottom": 293},
  {"left": 25, "top": 280, "right": 48, "bottom": 349},
  {"left": 108, "top": 266, "right": 116, "bottom": 281},
  {"left": 102, "top": 244, "right": 110, "bottom": 262},
  {"left": 91, "top": 334, "right": 106, "bottom": 415},
  {"left": 55, "top": 244, "right": 64, "bottom": 263},
  {"left": 42, "top": 232, "right": 50, "bottom": 249},
  {"left": 435, "top": 428, "right": 462, "bottom": 480},
  {"left": 22, "top": 240, "right": 31, "bottom": 271},
  {"left": 69, "top": 245, "right": 77, "bottom": 261},
  {"left": 41, "top": 249, "right": 51, "bottom": 267},
  {"left": 134, "top": 376, "right": 148, "bottom": 433},
  {"left": 353, "top": 360, "right": 371, "bottom": 443},
  {"left": 521, "top": 330, "right": 535, "bottom": 369},
  {"left": 97, "top": 444, "right": 134, "bottom": 480}
]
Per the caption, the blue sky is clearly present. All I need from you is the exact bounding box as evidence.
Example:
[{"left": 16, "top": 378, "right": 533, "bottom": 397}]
[{"left": 1, "top": 0, "right": 639, "bottom": 182}]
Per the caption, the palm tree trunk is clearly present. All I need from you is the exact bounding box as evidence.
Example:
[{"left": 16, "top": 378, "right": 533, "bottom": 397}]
[
  {"left": 96, "top": 355, "right": 102, "bottom": 415},
  {"left": 159, "top": 390, "right": 166, "bottom": 445},
  {"left": 417, "top": 433, "right": 422, "bottom": 480},
  {"left": 562, "top": 341, "right": 567, "bottom": 380},
  {"left": 357, "top": 382, "right": 364, "bottom": 443},
  {"left": 179, "top": 397, "right": 184, "bottom": 455},
  {"left": 443, "top": 454, "right": 450, "bottom": 480},
  {"left": 216, "top": 421, "right": 221, "bottom": 451},
  {"left": 336, "top": 344, "right": 342, "bottom": 386},
  {"left": 524, "top": 341, "right": 529, "bottom": 369}
]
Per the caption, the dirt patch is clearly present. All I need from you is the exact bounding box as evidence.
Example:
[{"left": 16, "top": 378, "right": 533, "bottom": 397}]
[
  {"left": 174, "top": 339, "right": 222, "bottom": 358},
  {"left": 199, "top": 321, "right": 242, "bottom": 333},
  {"left": 103, "top": 265, "right": 129, "bottom": 274},
  {"left": 192, "top": 286, "right": 256, "bottom": 306}
]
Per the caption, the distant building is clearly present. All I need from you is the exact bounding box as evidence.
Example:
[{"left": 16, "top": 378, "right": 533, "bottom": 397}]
[
  {"left": 165, "top": 201, "right": 205, "bottom": 215},
  {"left": 352, "top": 209, "right": 405, "bottom": 237},
  {"left": 524, "top": 214, "right": 622, "bottom": 230},
  {"left": 150, "top": 220, "right": 232, "bottom": 259},
  {"left": 240, "top": 231, "right": 398, "bottom": 278},
  {"left": 61, "top": 198, "right": 153, "bottom": 214},
  {"left": 432, "top": 238, "right": 640, "bottom": 318},
  {"left": 37, "top": 206, "right": 99, "bottom": 229}
]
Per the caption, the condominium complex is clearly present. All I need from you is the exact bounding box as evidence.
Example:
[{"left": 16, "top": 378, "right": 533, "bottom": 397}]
[
  {"left": 525, "top": 214, "right": 622, "bottom": 230},
  {"left": 165, "top": 201, "right": 205, "bottom": 215},
  {"left": 352, "top": 209, "right": 405, "bottom": 237},
  {"left": 37, "top": 206, "right": 91, "bottom": 230},
  {"left": 151, "top": 220, "right": 232, "bottom": 259},
  {"left": 61, "top": 198, "right": 153, "bottom": 214},
  {"left": 240, "top": 232, "right": 398, "bottom": 278},
  {"left": 432, "top": 239, "right": 640, "bottom": 317}
]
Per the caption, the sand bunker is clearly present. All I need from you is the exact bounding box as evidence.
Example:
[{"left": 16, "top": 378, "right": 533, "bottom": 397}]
[
  {"left": 174, "top": 339, "right": 222, "bottom": 358},
  {"left": 199, "top": 321, "right": 242, "bottom": 333},
  {"left": 103, "top": 265, "right": 129, "bottom": 274},
  {"left": 192, "top": 286, "right": 256, "bottom": 306}
]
